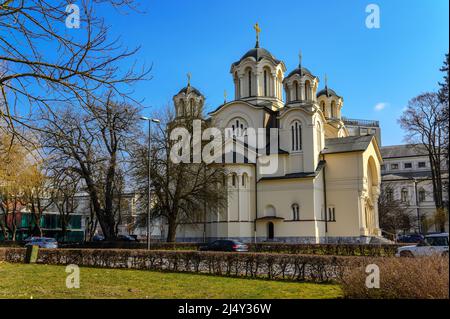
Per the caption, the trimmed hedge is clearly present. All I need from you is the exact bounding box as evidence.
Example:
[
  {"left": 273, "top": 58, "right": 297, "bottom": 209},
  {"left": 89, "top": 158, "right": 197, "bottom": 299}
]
[
  {"left": 0, "top": 247, "right": 371, "bottom": 282},
  {"left": 59, "top": 242, "right": 403, "bottom": 257},
  {"left": 248, "top": 243, "right": 403, "bottom": 257}
]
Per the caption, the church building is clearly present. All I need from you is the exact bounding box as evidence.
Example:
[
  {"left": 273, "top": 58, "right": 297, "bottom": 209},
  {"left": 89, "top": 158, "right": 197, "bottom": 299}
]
[{"left": 173, "top": 25, "right": 383, "bottom": 243}]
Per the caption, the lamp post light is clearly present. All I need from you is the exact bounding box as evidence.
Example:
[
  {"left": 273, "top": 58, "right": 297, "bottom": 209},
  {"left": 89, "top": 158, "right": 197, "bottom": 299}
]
[{"left": 140, "top": 116, "right": 160, "bottom": 250}]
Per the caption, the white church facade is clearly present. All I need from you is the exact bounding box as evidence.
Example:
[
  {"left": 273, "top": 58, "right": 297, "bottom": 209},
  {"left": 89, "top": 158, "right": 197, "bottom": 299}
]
[{"left": 172, "top": 28, "right": 383, "bottom": 244}]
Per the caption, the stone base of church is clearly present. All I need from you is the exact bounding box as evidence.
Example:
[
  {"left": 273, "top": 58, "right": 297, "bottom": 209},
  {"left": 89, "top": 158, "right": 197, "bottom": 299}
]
[{"left": 175, "top": 235, "right": 377, "bottom": 244}]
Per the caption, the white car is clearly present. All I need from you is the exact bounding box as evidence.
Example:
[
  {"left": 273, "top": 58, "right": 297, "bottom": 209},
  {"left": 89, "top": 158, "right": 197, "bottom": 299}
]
[{"left": 396, "top": 233, "right": 449, "bottom": 257}]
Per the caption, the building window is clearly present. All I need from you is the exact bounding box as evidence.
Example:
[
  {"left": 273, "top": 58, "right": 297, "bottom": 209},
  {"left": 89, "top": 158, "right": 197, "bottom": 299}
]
[
  {"left": 292, "top": 204, "right": 300, "bottom": 221},
  {"left": 291, "top": 121, "right": 302, "bottom": 151},
  {"left": 229, "top": 118, "right": 247, "bottom": 137},
  {"left": 320, "top": 101, "right": 325, "bottom": 113},
  {"left": 418, "top": 161, "right": 426, "bottom": 168},
  {"left": 248, "top": 69, "right": 252, "bottom": 97},
  {"left": 401, "top": 188, "right": 408, "bottom": 203},
  {"left": 242, "top": 173, "right": 248, "bottom": 187},
  {"left": 231, "top": 174, "right": 237, "bottom": 187},
  {"left": 419, "top": 189, "right": 426, "bottom": 202},
  {"left": 330, "top": 101, "right": 336, "bottom": 117},
  {"left": 404, "top": 162, "right": 412, "bottom": 169},
  {"left": 327, "top": 206, "right": 336, "bottom": 221},
  {"left": 386, "top": 189, "right": 394, "bottom": 202},
  {"left": 264, "top": 70, "right": 268, "bottom": 96},
  {"left": 305, "top": 81, "right": 311, "bottom": 100},
  {"left": 381, "top": 164, "right": 386, "bottom": 171},
  {"left": 390, "top": 163, "right": 399, "bottom": 170},
  {"left": 293, "top": 80, "right": 299, "bottom": 100}
]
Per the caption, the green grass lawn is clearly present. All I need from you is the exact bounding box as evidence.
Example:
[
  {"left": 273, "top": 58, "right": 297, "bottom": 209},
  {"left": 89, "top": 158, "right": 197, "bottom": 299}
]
[{"left": 0, "top": 262, "right": 342, "bottom": 299}]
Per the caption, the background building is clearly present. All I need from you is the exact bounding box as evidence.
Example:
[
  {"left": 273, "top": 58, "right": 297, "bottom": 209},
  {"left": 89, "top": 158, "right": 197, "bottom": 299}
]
[{"left": 380, "top": 144, "right": 449, "bottom": 233}]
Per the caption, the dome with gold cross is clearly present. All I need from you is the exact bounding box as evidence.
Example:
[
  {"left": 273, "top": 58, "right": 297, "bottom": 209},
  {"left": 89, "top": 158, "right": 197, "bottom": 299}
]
[
  {"left": 230, "top": 23, "right": 286, "bottom": 103},
  {"left": 173, "top": 73, "right": 204, "bottom": 118}
]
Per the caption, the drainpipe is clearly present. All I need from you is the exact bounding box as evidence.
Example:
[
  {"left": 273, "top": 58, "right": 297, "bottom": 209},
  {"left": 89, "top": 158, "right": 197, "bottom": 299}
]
[{"left": 321, "top": 154, "right": 328, "bottom": 243}]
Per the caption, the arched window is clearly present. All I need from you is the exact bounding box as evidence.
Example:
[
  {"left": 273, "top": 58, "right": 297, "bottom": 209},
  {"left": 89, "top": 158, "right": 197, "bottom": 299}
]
[
  {"left": 293, "top": 80, "right": 299, "bottom": 101},
  {"left": 305, "top": 80, "right": 311, "bottom": 100},
  {"left": 264, "top": 70, "right": 268, "bottom": 96},
  {"left": 292, "top": 204, "right": 300, "bottom": 221},
  {"left": 229, "top": 117, "right": 247, "bottom": 137},
  {"left": 231, "top": 174, "right": 238, "bottom": 187},
  {"left": 248, "top": 69, "right": 252, "bottom": 97},
  {"left": 401, "top": 188, "right": 408, "bottom": 203},
  {"left": 189, "top": 98, "right": 195, "bottom": 114},
  {"left": 234, "top": 71, "right": 239, "bottom": 99},
  {"left": 242, "top": 173, "right": 248, "bottom": 187},
  {"left": 291, "top": 121, "right": 302, "bottom": 151},
  {"left": 320, "top": 101, "right": 325, "bottom": 113},
  {"left": 419, "top": 189, "right": 426, "bottom": 202},
  {"left": 386, "top": 188, "right": 394, "bottom": 202},
  {"left": 331, "top": 101, "right": 336, "bottom": 118}
]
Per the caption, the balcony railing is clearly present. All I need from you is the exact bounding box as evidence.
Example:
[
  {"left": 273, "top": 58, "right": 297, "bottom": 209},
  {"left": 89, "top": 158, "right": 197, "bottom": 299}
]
[{"left": 342, "top": 117, "right": 379, "bottom": 127}]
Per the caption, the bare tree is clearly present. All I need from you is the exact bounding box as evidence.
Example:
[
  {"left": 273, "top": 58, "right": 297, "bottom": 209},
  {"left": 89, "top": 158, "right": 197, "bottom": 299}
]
[
  {"left": 132, "top": 108, "right": 228, "bottom": 242},
  {"left": 399, "top": 92, "right": 448, "bottom": 232},
  {"left": 378, "top": 184, "right": 413, "bottom": 235},
  {"left": 0, "top": 0, "right": 148, "bottom": 136},
  {"left": 40, "top": 94, "right": 140, "bottom": 239},
  {"left": 50, "top": 170, "right": 81, "bottom": 241}
]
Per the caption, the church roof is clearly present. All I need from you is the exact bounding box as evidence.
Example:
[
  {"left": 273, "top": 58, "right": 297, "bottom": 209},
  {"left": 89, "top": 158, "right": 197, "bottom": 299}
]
[
  {"left": 317, "top": 86, "right": 341, "bottom": 98},
  {"left": 286, "top": 66, "right": 313, "bottom": 78},
  {"left": 176, "top": 85, "right": 204, "bottom": 97},
  {"left": 322, "top": 135, "right": 373, "bottom": 154},
  {"left": 380, "top": 144, "right": 428, "bottom": 159},
  {"left": 232, "top": 47, "right": 281, "bottom": 66},
  {"left": 259, "top": 161, "right": 326, "bottom": 181}
]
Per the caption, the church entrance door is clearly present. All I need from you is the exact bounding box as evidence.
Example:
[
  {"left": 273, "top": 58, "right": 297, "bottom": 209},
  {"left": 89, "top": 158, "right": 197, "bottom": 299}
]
[{"left": 267, "top": 222, "right": 274, "bottom": 240}]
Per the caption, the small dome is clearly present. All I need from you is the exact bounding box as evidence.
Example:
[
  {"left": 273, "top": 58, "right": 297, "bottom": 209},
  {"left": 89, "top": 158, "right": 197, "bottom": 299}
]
[
  {"left": 317, "top": 87, "right": 341, "bottom": 98},
  {"left": 176, "top": 85, "right": 203, "bottom": 97},
  {"left": 233, "top": 47, "right": 281, "bottom": 66},
  {"left": 287, "top": 67, "right": 312, "bottom": 78}
]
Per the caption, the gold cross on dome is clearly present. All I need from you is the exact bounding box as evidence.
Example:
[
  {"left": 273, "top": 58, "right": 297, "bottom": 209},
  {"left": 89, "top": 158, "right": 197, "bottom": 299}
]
[
  {"left": 224, "top": 89, "right": 227, "bottom": 103},
  {"left": 324, "top": 74, "right": 328, "bottom": 87},
  {"left": 298, "top": 50, "right": 302, "bottom": 67},
  {"left": 187, "top": 72, "right": 191, "bottom": 86},
  {"left": 254, "top": 23, "right": 261, "bottom": 46}
]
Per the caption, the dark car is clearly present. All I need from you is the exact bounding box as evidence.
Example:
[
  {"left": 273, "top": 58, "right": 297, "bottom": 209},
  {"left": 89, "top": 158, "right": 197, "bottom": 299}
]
[
  {"left": 92, "top": 235, "right": 105, "bottom": 242},
  {"left": 117, "top": 234, "right": 138, "bottom": 242},
  {"left": 200, "top": 240, "right": 249, "bottom": 252},
  {"left": 397, "top": 234, "right": 424, "bottom": 243}
]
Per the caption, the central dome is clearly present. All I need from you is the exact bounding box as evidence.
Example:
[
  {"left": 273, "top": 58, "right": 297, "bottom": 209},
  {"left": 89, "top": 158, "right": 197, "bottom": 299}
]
[{"left": 232, "top": 47, "right": 281, "bottom": 66}]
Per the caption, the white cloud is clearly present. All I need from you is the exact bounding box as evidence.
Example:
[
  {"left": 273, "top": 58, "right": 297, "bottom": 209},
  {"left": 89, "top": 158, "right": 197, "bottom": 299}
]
[{"left": 374, "top": 102, "right": 388, "bottom": 111}]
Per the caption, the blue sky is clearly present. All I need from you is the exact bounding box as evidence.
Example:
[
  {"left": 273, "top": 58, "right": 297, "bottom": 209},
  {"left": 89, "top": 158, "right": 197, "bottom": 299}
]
[{"left": 101, "top": 0, "right": 448, "bottom": 146}]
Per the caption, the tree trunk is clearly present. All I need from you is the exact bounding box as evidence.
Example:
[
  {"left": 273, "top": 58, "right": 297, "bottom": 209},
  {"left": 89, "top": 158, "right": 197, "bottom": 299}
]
[{"left": 166, "top": 216, "right": 177, "bottom": 243}]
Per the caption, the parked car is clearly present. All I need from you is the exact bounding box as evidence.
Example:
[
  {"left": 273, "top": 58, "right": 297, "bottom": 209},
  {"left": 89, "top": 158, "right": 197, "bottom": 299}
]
[
  {"left": 92, "top": 235, "right": 105, "bottom": 241},
  {"left": 25, "top": 237, "right": 58, "bottom": 249},
  {"left": 117, "top": 234, "right": 138, "bottom": 242},
  {"left": 396, "top": 233, "right": 449, "bottom": 257},
  {"left": 397, "top": 233, "right": 424, "bottom": 243},
  {"left": 199, "top": 240, "right": 249, "bottom": 252}
]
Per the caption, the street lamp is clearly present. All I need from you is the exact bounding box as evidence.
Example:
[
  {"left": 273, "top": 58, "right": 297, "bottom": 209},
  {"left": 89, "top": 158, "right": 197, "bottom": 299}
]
[{"left": 140, "top": 116, "right": 160, "bottom": 250}]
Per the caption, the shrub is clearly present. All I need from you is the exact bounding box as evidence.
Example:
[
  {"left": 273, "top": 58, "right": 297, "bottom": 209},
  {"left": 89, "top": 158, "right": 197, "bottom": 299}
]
[
  {"left": 341, "top": 255, "right": 449, "bottom": 299},
  {"left": 59, "top": 242, "right": 404, "bottom": 257},
  {"left": 247, "top": 243, "right": 403, "bottom": 257},
  {"left": 0, "top": 247, "right": 366, "bottom": 282}
]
